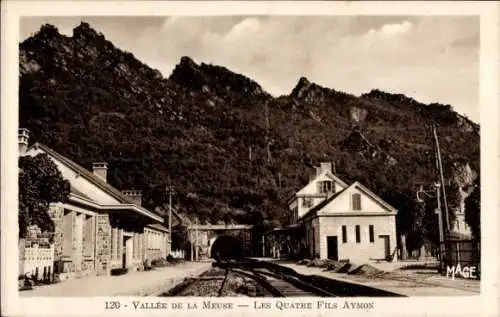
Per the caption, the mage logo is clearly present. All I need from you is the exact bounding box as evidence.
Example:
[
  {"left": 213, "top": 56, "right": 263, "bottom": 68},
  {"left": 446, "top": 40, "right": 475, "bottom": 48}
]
[{"left": 446, "top": 264, "right": 477, "bottom": 279}]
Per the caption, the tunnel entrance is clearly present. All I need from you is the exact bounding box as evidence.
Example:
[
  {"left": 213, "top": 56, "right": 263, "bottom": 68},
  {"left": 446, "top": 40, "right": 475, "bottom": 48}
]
[{"left": 209, "top": 235, "right": 244, "bottom": 259}]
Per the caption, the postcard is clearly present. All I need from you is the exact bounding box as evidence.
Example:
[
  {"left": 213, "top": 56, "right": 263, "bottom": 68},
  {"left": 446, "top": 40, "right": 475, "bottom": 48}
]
[{"left": 1, "top": 1, "right": 499, "bottom": 317}]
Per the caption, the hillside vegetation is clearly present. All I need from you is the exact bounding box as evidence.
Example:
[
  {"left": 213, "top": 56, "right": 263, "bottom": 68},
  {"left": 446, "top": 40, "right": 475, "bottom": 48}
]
[{"left": 19, "top": 23, "right": 480, "bottom": 248}]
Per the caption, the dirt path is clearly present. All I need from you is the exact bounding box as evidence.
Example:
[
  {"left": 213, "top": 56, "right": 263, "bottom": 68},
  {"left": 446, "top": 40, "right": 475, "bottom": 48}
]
[
  {"left": 20, "top": 261, "right": 212, "bottom": 297},
  {"left": 280, "top": 263, "right": 480, "bottom": 297}
]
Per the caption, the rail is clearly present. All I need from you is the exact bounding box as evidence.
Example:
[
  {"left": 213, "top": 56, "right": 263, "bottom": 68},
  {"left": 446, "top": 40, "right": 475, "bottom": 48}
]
[
  {"left": 165, "top": 258, "right": 404, "bottom": 297},
  {"left": 214, "top": 259, "right": 336, "bottom": 296}
]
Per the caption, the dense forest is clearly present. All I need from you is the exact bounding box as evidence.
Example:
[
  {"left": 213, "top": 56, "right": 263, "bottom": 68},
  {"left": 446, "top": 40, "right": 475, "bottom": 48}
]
[{"left": 19, "top": 23, "right": 480, "bottom": 250}]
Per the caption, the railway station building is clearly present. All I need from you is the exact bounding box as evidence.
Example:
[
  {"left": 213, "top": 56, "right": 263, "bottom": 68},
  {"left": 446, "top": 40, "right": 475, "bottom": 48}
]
[
  {"left": 18, "top": 129, "right": 170, "bottom": 281},
  {"left": 273, "top": 162, "right": 398, "bottom": 263}
]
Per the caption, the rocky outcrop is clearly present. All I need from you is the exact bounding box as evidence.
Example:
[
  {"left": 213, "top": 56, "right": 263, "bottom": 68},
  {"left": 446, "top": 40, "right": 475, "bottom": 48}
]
[
  {"left": 456, "top": 114, "right": 476, "bottom": 133},
  {"left": 350, "top": 107, "right": 368, "bottom": 123},
  {"left": 19, "top": 22, "right": 479, "bottom": 227},
  {"left": 341, "top": 128, "right": 398, "bottom": 165},
  {"left": 169, "top": 56, "right": 268, "bottom": 98},
  {"left": 448, "top": 160, "right": 477, "bottom": 236}
]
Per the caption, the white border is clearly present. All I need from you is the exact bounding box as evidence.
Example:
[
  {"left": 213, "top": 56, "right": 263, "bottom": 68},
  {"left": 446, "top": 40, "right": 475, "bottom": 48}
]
[{"left": 2, "top": 1, "right": 499, "bottom": 317}]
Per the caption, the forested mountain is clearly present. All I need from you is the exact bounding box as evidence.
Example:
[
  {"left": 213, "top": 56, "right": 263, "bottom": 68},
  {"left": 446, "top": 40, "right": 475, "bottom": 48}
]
[{"left": 19, "top": 23, "right": 480, "bottom": 248}]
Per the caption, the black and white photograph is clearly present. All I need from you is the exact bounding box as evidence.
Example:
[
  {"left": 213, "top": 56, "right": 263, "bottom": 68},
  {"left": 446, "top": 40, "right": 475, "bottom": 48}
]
[{"left": 2, "top": 1, "right": 499, "bottom": 317}]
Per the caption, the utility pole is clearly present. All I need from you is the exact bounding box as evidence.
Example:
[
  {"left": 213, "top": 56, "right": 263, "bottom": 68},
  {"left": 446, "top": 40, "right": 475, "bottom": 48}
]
[
  {"left": 432, "top": 125, "right": 450, "bottom": 233},
  {"left": 416, "top": 181, "right": 444, "bottom": 271},
  {"left": 195, "top": 218, "right": 199, "bottom": 261},
  {"left": 417, "top": 124, "right": 448, "bottom": 273},
  {"left": 166, "top": 182, "right": 174, "bottom": 255},
  {"left": 435, "top": 183, "right": 445, "bottom": 272},
  {"left": 190, "top": 228, "right": 194, "bottom": 261}
]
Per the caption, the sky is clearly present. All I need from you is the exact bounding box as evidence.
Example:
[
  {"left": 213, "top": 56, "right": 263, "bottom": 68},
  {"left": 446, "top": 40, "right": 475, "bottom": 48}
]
[{"left": 20, "top": 16, "right": 480, "bottom": 122}]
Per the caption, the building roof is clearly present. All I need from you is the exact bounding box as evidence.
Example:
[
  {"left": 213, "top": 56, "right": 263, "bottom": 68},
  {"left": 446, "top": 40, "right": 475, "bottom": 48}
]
[
  {"left": 301, "top": 188, "right": 348, "bottom": 219},
  {"left": 287, "top": 170, "right": 349, "bottom": 204},
  {"left": 300, "top": 181, "right": 397, "bottom": 220},
  {"left": 148, "top": 223, "right": 170, "bottom": 233},
  {"left": 269, "top": 223, "right": 303, "bottom": 232},
  {"left": 29, "top": 142, "right": 163, "bottom": 222},
  {"left": 70, "top": 185, "right": 91, "bottom": 200}
]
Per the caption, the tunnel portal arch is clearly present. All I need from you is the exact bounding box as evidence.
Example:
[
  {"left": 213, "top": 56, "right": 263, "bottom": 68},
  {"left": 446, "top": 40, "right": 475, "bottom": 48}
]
[{"left": 209, "top": 235, "right": 244, "bottom": 259}]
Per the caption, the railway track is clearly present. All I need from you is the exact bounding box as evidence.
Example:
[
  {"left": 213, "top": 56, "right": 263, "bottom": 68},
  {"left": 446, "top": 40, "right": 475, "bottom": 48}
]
[
  {"left": 164, "top": 258, "right": 336, "bottom": 297},
  {"left": 163, "top": 258, "right": 402, "bottom": 297},
  {"left": 230, "top": 267, "right": 331, "bottom": 297}
]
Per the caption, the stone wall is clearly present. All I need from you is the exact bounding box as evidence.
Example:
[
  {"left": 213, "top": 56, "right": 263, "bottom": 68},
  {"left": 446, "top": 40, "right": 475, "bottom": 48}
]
[
  {"left": 116, "top": 229, "right": 123, "bottom": 269},
  {"left": 48, "top": 204, "right": 64, "bottom": 261},
  {"left": 95, "top": 214, "right": 111, "bottom": 275}
]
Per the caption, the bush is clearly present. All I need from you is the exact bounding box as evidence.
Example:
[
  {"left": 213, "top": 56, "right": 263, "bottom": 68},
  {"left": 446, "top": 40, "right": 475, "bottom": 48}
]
[
  {"left": 297, "top": 259, "right": 310, "bottom": 265},
  {"left": 306, "top": 259, "right": 330, "bottom": 268},
  {"left": 336, "top": 263, "right": 352, "bottom": 273},
  {"left": 167, "top": 254, "right": 184, "bottom": 264},
  {"left": 143, "top": 259, "right": 152, "bottom": 270},
  {"left": 151, "top": 258, "right": 167, "bottom": 267},
  {"left": 110, "top": 268, "right": 128, "bottom": 276}
]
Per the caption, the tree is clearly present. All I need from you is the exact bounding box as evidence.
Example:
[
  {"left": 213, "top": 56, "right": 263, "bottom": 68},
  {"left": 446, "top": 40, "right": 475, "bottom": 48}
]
[
  {"left": 464, "top": 183, "right": 480, "bottom": 240},
  {"left": 18, "top": 153, "right": 70, "bottom": 240}
]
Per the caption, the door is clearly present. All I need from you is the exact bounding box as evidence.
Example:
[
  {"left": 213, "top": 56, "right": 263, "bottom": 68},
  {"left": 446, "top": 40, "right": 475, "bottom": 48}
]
[
  {"left": 327, "top": 236, "right": 338, "bottom": 261},
  {"left": 122, "top": 237, "right": 127, "bottom": 268},
  {"left": 123, "top": 236, "right": 133, "bottom": 268},
  {"left": 379, "top": 235, "right": 390, "bottom": 259}
]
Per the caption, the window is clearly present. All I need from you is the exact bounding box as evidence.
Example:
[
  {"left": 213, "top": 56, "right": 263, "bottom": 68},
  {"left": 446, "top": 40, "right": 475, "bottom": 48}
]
[
  {"left": 355, "top": 225, "right": 361, "bottom": 243},
  {"left": 82, "top": 215, "right": 93, "bottom": 257},
  {"left": 302, "top": 198, "right": 314, "bottom": 208},
  {"left": 352, "top": 193, "right": 362, "bottom": 210},
  {"left": 342, "top": 225, "right": 347, "bottom": 243},
  {"left": 369, "top": 225, "right": 374, "bottom": 243},
  {"left": 62, "top": 210, "right": 73, "bottom": 257},
  {"left": 290, "top": 207, "right": 298, "bottom": 224},
  {"left": 319, "top": 181, "right": 334, "bottom": 193}
]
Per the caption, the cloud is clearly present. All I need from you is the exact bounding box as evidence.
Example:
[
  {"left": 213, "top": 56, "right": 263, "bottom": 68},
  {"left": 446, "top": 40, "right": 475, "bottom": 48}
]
[
  {"left": 224, "top": 18, "right": 260, "bottom": 41},
  {"left": 378, "top": 20, "right": 413, "bottom": 36}
]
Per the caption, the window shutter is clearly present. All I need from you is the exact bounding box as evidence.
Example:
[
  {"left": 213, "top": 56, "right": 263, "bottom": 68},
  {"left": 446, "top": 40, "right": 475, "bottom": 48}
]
[{"left": 352, "top": 193, "right": 362, "bottom": 210}]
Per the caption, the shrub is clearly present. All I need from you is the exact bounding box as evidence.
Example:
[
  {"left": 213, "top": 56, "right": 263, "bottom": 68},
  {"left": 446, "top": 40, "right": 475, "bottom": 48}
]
[
  {"left": 167, "top": 256, "right": 184, "bottom": 264},
  {"left": 151, "top": 258, "right": 167, "bottom": 267},
  {"left": 143, "top": 259, "right": 152, "bottom": 270},
  {"left": 297, "top": 259, "right": 309, "bottom": 265},
  {"left": 110, "top": 268, "right": 128, "bottom": 276},
  {"left": 336, "top": 263, "right": 352, "bottom": 273}
]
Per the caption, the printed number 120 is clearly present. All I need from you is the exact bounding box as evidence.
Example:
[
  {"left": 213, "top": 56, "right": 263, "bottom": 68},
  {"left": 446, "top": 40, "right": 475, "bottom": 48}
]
[{"left": 105, "top": 301, "right": 121, "bottom": 309}]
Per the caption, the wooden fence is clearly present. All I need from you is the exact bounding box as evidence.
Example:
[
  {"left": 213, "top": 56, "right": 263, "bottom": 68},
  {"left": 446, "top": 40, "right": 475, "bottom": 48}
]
[
  {"left": 439, "top": 239, "right": 480, "bottom": 279},
  {"left": 19, "top": 244, "right": 55, "bottom": 282}
]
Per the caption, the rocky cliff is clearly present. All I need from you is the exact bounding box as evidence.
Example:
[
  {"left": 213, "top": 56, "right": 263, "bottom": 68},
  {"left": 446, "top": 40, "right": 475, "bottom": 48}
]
[{"left": 19, "top": 23, "right": 480, "bottom": 235}]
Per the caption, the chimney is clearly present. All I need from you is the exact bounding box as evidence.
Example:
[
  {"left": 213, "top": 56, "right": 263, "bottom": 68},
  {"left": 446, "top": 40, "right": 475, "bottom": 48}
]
[
  {"left": 315, "top": 166, "right": 321, "bottom": 177},
  {"left": 320, "top": 162, "right": 332, "bottom": 174},
  {"left": 18, "top": 128, "right": 30, "bottom": 154},
  {"left": 92, "top": 162, "right": 108, "bottom": 182},
  {"left": 122, "top": 190, "right": 142, "bottom": 207}
]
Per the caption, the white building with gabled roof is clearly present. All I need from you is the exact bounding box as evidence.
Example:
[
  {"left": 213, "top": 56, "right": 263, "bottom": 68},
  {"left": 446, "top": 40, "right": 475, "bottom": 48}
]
[{"left": 288, "top": 162, "right": 398, "bottom": 263}]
